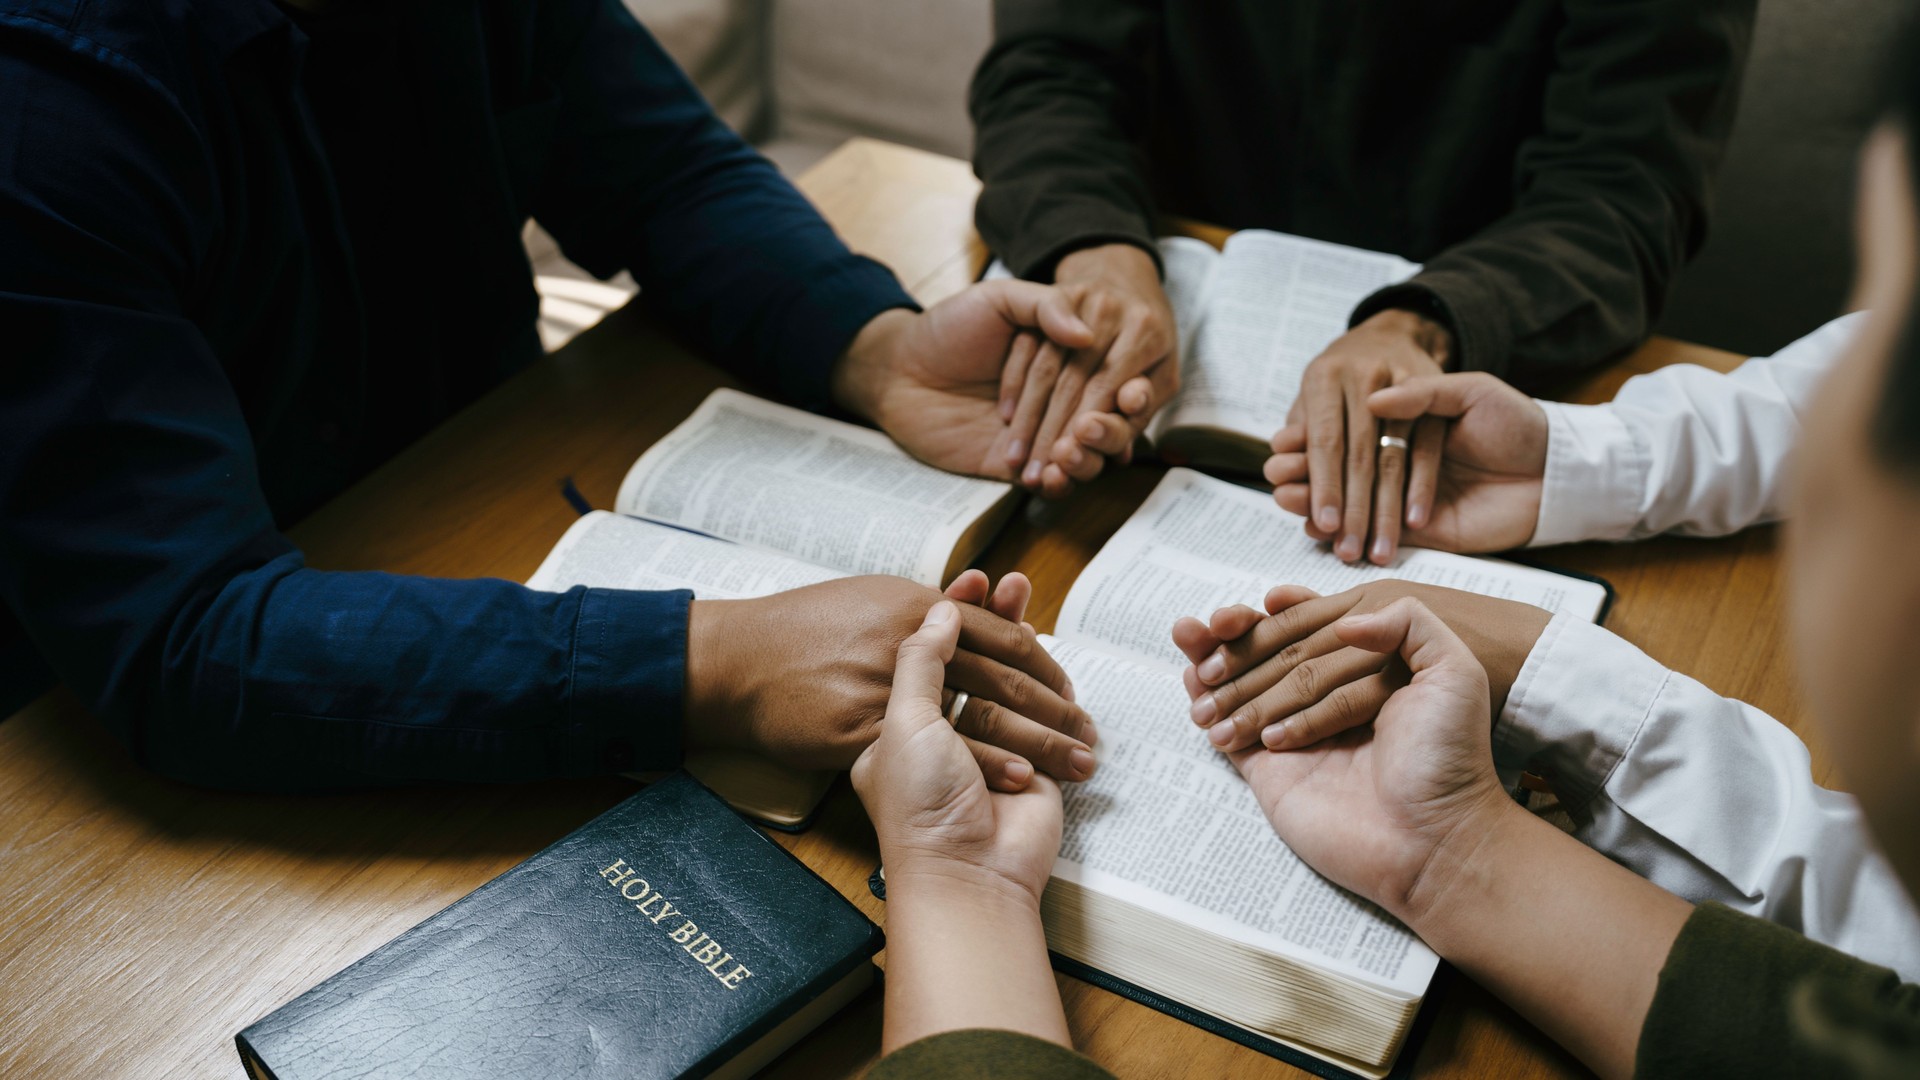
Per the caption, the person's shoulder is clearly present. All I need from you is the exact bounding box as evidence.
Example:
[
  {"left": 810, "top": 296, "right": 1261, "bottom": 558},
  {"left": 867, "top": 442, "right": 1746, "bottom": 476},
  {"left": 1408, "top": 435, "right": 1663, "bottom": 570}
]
[{"left": 0, "top": 0, "right": 286, "bottom": 112}]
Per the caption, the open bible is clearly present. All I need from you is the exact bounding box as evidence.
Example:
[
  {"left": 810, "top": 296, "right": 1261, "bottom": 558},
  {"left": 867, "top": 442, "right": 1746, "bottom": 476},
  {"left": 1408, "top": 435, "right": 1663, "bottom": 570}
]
[
  {"left": 526, "top": 388, "right": 1020, "bottom": 827},
  {"left": 1028, "top": 468, "right": 1609, "bottom": 1076},
  {"left": 989, "top": 229, "right": 1420, "bottom": 473}
]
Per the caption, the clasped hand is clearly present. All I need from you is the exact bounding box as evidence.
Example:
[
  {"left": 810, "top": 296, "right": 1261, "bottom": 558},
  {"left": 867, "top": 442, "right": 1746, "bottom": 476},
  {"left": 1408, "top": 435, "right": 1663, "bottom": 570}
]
[
  {"left": 851, "top": 597, "right": 1063, "bottom": 905},
  {"left": 1221, "top": 597, "right": 1516, "bottom": 923},
  {"left": 1268, "top": 365, "right": 1552, "bottom": 561},
  {"left": 834, "top": 275, "right": 1157, "bottom": 491},
  {"left": 685, "top": 569, "right": 1097, "bottom": 788}
]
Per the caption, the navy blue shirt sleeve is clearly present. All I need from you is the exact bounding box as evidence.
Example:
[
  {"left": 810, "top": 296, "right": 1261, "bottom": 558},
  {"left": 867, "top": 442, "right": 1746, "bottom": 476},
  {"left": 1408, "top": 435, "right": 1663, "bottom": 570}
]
[
  {"left": 0, "top": 3, "right": 906, "bottom": 789},
  {"left": 531, "top": 0, "right": 916, "bottom": 410}
]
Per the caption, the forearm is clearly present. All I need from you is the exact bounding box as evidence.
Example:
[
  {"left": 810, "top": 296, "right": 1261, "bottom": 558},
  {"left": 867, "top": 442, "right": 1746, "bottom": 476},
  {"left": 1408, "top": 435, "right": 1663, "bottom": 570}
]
[
  {"left": 68, "top": 557, "right": 691, "bottom": 788},
  {"left": 1354, "top": 0, "right": 1752, "bottom": 382},
  {"left": 534, "top": 0, "right": 912, "bottom": 409},
  {"left": 881, "top": 868, "right": 1070, "bottom": 1053},
  {"left": 1496, "top": 615, "right": 1920, "bottom": 978},
  {"left": 971, "top": 0, "right": 1161, "bottom": 279},
  {"left": 1531, "top": 314, "right": 1860, "bottom": 546},
  {"left": 1406, "top": 804, "right": 1692, "bottom": 1080}
]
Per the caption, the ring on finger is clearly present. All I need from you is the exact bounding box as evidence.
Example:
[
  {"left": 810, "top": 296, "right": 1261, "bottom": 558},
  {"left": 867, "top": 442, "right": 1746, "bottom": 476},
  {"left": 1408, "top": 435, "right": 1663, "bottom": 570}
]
[
  {"left": 944, "top": 689, "right": 971, "bottom": 727},
  {"left": 1378, "top": 435, "right": 1410, "bottom": 452}
]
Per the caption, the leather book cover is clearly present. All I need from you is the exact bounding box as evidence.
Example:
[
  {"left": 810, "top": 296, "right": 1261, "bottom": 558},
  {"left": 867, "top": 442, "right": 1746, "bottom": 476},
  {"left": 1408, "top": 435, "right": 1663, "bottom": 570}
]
[{"left": 237, "top": 773, "right": 882, "bottom": 1080}]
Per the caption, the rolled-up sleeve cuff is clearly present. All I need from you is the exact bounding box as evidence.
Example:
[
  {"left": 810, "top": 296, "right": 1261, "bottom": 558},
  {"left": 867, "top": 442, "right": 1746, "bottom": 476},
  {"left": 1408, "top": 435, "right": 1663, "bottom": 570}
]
[
  {"left": 565, "top": 586, "right": 693, "bottom": 774},
  {"left": 1494, "top": 615, "right": 1671, "bottom": 812},
  {"left": 777, "top": 256, "right": 919, "bottom": 412},
  {"left": 1529, "top": 400, "right": 1648, "bottom": 547},
  {"left": 1352, "top": 269, "right": 1514, "bottom": 377}
]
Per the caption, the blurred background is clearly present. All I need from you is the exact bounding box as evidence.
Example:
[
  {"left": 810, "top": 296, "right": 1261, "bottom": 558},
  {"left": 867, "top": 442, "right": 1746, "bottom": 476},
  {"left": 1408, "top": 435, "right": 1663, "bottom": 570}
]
[{"left": 531, "top": 0, "right": 1906, "bottom": 364}]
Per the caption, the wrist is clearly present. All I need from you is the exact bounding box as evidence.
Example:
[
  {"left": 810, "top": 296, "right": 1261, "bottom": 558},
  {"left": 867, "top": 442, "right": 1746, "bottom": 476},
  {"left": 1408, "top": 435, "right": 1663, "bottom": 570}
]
[
  {"left": 1396, "top": 793, "right": 1541, "bottom": 951},
  {"left": 1054, "top": 241, "right": 1160, "bottom": 287},
  {"left": 830, "top": 307, "right": 915, "bottom": 422},
  {"left": 1364, "top": 306, "right": 1456, "bottom": 370},
  {"left": 884, "top": 857, "right": 1047, "bottom": 915},
  {"left": 683, "top": 598, "right": 752, "bottom": 751}
]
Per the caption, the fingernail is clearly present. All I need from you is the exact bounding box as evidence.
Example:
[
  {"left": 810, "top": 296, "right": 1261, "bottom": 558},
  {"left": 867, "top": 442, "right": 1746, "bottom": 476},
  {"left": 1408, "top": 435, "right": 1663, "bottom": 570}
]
[
  {"left": 1080, "top": 719, "right": 1098, "bottom": 747},
  {"left": 1197, "top": 653, "right": 1226, "bottom": 684},
  {"left": 1407, "top": 503, "right": 1427, "bottom": 529},
  {"left": 1341, "top": 612, "right": 1375, "bottom": 628},
  {"left": 1191, "top": 693, "right": 1218, "bottom": 726},
  {"left": 924, "top": 601, "right": 956, "bottom": 627},
  {"left": 1005, "top": 438, "right": 1026, "bottom": 468},
  {"left": 1207, "top": 721, "right": 1235, "bottom": 747},
  {"left": 1261, "top": 722, "right": 1292, "bottom": 750},
  {"left": 1371, "top": 537, "right": 1393, "bottom": 564},
  {"left": 999, "top": 397, "right": 1016, "bottom": 422},
  {"left": 1337, "top": 535, "right": 1362, "bottom": 562},
  {"left": 1022, "top": 460, "right": 1043, "bottom": 486},
  {"left": 1317, "top": 506, "right": 1340, "bottom": 530},
  {"left": 1004, "top": 759, "right": 1033, "bottom": 785},
  {"left": 1068, "top": 747, "right": 1096, "bottom": 777}
]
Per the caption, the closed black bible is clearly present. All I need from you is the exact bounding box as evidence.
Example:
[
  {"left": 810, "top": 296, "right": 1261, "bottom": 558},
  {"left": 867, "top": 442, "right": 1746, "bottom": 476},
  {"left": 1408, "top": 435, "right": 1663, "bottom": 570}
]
[{"left": 236, "top": 773, "right": 882, "bottom": 1080}]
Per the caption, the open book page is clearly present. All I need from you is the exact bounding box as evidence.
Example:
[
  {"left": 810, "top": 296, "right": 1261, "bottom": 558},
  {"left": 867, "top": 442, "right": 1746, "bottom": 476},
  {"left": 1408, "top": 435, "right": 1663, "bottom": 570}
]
[
  {"left": 1156, "top": 235, "right": 1221, "bottom": 364},
  {"left": 616, "top": 389, "right": 1014, "bottom": 586},
  {"left": 1058, "top": 469, "right": 1608, "bottom": 669},
  {"left": 1040, "top": 635, "right": 1438, "bottom": 1003},
  {"left": 527, "top": 512, "right": 844, "bottom": 596},
  {"left": 1152, "top": 231, "right": 1420, "bottom": 445}
]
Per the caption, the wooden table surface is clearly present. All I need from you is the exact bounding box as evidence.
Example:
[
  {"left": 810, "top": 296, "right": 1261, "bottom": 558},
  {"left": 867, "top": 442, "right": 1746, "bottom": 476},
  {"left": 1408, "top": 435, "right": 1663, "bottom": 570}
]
[{"left": 0, "top": 138, "right": 1811, "bottom": 1080}]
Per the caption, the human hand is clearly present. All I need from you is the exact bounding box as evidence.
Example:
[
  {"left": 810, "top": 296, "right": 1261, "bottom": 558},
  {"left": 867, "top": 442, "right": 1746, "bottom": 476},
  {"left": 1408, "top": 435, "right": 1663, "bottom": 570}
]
[
  {"left": 998, "top": 244, "right": 1179, "bottom": 498},
  {"left": 1271, "top": 308, "right": 1452, "bottom": 565},
  {"left": 829, "top": 283, "right": 1095, "bottom": 481},
  {"left": 685, "top": 572, "right": 1097, "bottom": 785},
  {"left": 851, "top": 599, "right": 1065, "bottom": 905},
  {"left": 1171, "top": 580, "right": 1550, "bottom": 752},
  {"left": 1228, "top": 597, "right": 1519, "bottom": 923},
  {"left": 1269, "top": 372, "right": 1548, "bottom": 554}
]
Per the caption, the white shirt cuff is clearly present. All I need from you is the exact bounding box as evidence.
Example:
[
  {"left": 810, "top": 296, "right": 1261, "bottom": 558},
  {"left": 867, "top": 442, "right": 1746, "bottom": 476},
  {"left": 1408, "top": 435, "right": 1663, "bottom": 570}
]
[
  {"left": 1494, "top": 614, "right": 1672, "bottom": 813},
  {"left": 1528, "top": 401, "right": 1647, "bottom": 547}
]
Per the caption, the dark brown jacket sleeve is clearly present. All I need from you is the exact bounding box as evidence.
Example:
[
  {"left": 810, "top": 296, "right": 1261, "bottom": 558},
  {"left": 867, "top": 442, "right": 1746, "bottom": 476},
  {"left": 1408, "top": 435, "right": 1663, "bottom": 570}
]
[
  {"left": 968, "top": 0, "right": 1164, "bottom": 281},
  {"left": 1635, "top": 903, "right": 1920, "bottom": 1078},
  {"left": 868, "top": 1029, "right": 1117, "bottom": 1080},
  {"left": 1355, "top": 0, "right": 1754, "bottom": 382}
]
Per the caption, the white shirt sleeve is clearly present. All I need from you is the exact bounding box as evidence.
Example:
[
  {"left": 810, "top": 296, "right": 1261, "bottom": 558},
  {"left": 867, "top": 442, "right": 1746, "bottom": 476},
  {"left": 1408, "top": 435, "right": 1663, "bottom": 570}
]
[
  {"left": 1529, "top": 313, "right": 1866, "bottom": 547},
  {"left": 1496, "top": 614, "right": 1920, "bottom": 980}
]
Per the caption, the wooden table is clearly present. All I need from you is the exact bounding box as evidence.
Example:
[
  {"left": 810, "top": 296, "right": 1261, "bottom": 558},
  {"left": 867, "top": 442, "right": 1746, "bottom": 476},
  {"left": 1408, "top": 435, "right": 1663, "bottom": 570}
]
[{"left": 0, "top": 138, "right": 1812, "bottom": 1080}]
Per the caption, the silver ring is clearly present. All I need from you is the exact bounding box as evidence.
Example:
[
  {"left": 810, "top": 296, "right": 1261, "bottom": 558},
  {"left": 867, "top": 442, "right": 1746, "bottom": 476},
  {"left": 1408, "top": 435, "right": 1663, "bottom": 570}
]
[
  {"left": 944, "top": 689, "right": 970, "bottom": 727},
  {"left": 1378, "top": 435, "right": 1410, "bottom": 452}
]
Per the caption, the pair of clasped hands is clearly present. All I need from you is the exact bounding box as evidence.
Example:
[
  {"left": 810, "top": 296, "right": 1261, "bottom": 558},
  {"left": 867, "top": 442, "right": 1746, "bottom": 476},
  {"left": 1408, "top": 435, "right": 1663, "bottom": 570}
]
[{"left": 984, "top": 242, "right": 1541, "bottom": 565}]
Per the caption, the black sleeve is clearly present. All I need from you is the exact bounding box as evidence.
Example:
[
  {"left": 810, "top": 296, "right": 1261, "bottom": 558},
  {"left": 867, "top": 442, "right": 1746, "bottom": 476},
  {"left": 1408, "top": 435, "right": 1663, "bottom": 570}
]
[
  {"left": 968, "top": 0, "right": 1165, "bottom": 281},
  {"left": 530, "top": 0, "right": 916, "bottom": 411},
  {"left": 869, "top": 1030, "right": 1116, "bottom": 1080},
  {"left": 1635, "top": 903, "right": 1920, "bottom": 1078},
  {"left": 1353, "top": 0, "right": 1757, "bottom": 384}
]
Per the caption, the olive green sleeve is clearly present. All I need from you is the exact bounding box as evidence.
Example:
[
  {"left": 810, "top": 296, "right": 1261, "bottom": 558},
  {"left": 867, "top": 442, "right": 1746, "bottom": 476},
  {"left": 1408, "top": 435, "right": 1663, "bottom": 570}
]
[
  {"left": 1635, "top": 903, "right": 1920, "bottom": 1079},
  {"left": 868, "top": 1029, "right": 1116, "bottom": 1080}
]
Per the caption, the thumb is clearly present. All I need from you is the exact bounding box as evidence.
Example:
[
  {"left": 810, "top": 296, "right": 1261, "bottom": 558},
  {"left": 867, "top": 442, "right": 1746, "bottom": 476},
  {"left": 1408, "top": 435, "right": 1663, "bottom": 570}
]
[
  {"left": 1333, "top": 597, "right": 1480, "bottom": 686},
  {"left": 886, "top": 601, "right": 963, "bottom": 728},
  {"left": 1367, "top": 372, "right": 1511, "bottom": 422},
  {"left": 977, "top": 279, "right": 1096, "bottom": 349}
]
